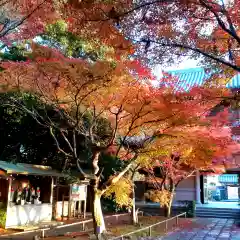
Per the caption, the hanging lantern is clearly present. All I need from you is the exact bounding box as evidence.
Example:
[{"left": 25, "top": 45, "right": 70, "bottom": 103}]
[
  {"left": 36, "top": 187, "right": 40, "bottom": 200},
  {"left": 10, "top": 187, "right": 14, "bottom": 202}
]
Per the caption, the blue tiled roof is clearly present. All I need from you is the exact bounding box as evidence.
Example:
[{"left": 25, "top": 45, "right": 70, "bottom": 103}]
[
  {"left": 166, "top": 67, "right": 240, "bottom": 90},
  {"left": 226, "top": 74, "right": 240, "bottom": 88},
  {"left": 218, "top": 174, "right": 238, "bottom": 184}
]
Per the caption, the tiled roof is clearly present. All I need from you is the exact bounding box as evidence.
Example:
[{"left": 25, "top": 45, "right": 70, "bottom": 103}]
[
  {"left": 166, "top": 67, "right": 240, "bottom": 90},
  {"left": 218, "top": 174, "right": 238, "bottom": 184},
  {"left": 227, "top": 74, "right": 240, "bottom": 89},
  {"left": 167, "top": 68, "right": 208, "bottom": 90},
  {"left": 0, "top": 160, "right": 64, "bottom": 177}
]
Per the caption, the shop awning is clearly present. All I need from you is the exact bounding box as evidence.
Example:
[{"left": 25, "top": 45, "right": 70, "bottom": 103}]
[{"left": 0, "top": 160, "right": 65, "bottom": 177}]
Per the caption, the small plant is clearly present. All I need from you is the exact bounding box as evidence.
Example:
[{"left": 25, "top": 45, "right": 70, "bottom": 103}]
[
  {"left": 178, "top": 200, "right": 196, "bottom": 218},
  {"left": 0, "top": 204, "right": 7, "bottom": 228},
  {"left": 101, "top": 197, "right": 128, "bottom": 213}
]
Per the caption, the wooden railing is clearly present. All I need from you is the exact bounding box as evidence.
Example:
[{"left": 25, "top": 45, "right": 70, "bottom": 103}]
[
  {"left": 110, "top": 212, "right": 187, "bottom": 240},
  {"left": 40, "top": 212, "right": 134, "bottom": 238}
]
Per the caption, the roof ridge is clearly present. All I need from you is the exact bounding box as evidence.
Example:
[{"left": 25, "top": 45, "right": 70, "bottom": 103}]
[
  {"left": 166, "top": 67, "right": 205, "bottom": 73},
  {"left": 161, "top": 67, "right": 240, "bottom": 89}
]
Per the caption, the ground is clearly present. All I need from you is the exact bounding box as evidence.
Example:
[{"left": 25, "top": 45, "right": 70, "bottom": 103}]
[
  {"left": 31, "top": 218, "right": 240, "bottom": 240},
  {"left": 45, "top": 216, "right": 169, "bottom": 239},
  {"left": 0, "top": 217, "right": 239, "bottom": 239},
  {"left": 106, "top": 216, "right": 168, "bottom": 238},
  {"left": 154, "top": 218, "right": 240, "bottom": 240},
  {"left": 0, "top": 213, "right": 131, "bottom": 239}
]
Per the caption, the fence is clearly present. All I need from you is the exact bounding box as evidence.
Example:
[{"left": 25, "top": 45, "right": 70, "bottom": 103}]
[
  {"left": 41, "top": 212, "right": 134, "bottom": 238},
  {"left": 110, "top": 212, "right": 187, "bottom": 240},
  {"left": 0, "top": 213, "right": 134, "bottom": 239}
]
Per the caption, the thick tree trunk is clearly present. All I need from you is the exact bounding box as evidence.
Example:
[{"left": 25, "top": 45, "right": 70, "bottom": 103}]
[
  {"left": 166, "top": 189, "right": 174, "bottom": 218},
  {"left": 131, "top": 186, "right": 138, "bottom": 225},
  {"left": 90, "top": 185, "right": 106, "bottom": 240},
  {"left": 89, "top": 149, "right": 106, "bottom": 239}
]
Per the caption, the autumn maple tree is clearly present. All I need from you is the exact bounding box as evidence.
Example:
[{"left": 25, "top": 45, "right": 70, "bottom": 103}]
[
  {"left": 0, "top": 0, "right": 61, "bottom": 44},
  {"left": 139, "top": 124, "right": 240, "bottom": 217},
  {"left": 1, "top": 1, "right": 240, "bottom": 238},
  {"left": 3, "top": 1, "right": 240, "bottom": 88},
  {"left": 52, "top": 1, "right": 240, "bottom": 88},
  {"left": 117, "top": 0, "right": 240, "bottom": 72},
  {"left": 1, "top": 40, "right": 236, "bottom": 237},
  {"left": 3, "top": 1, "right": 240, "bottom": 76}
]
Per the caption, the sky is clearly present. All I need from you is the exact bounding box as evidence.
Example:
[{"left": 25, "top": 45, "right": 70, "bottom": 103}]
[
  {"left": 153, "top": 58, "right": 199, "bottom": 80},
  {"left": 164, "top": 58, "right": 199, "bottom": 70}
]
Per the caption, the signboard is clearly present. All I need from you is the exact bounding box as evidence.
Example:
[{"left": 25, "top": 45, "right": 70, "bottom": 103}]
[
  {"left": 71, "top": 184, "right": 87, "bottom": 201},
  {"left": 227, "top": 186, "right": 238, "bottom": 200}
]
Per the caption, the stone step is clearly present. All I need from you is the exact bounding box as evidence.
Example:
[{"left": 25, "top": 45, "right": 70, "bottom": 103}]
[
  {"left": 196, "top": 210, "right": 240, "bottom": 219},
  {"left": 196, "top": 212, "right": 240, "bottom": 216},
  {"left": 196, "top": 211, "right": 240, "bottom": 215},
  {"left": 196, "top": 206, "right": 240, "bottom": 219},
  {"left": 196, "top": 209, "right": 240, "bottom": 213},
  {"left": 196, "top": 215, "right": 240, "bottom": 220},
  {"left": 196, "top": 209, "right": 240, "bottom": 212},
  {"left": 196, "top": 209, "right": 239, "bottom": 211},
  {"left": 196, "top": 207, "right": 240, "bottom": 210},
  {"left": 196, "top": 210, "right": 240, "bottom": 214},
  {"left": 196, "top": 214, "right": 240, "bottom": 219}
]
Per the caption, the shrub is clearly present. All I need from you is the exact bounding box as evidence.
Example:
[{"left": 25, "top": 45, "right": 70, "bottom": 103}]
[
  {"left": 0, "top": 204, "right": 7, "bottom": 228},
  {"left": 177, "top": 200, "right": 196, "bottom": 218},
  {"left": 101, "top": 197, "right": 128, "bottom": 213}
]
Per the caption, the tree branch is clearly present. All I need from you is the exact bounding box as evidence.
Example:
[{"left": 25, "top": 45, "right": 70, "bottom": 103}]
[
  {"left": 84, "top": 0, "right": 172, "bottom": 22},
  {"left": 49, "top": 126, "right": 72, "bottom": 158},
  {"left": 100, "top": 154, "right": 138, "bottom": 193},
  {"left": 134, "top": 38, "right": 240, "bottom": 72},
  {"left": 73, "top": 129, "right": 77, "bottom": 158},
  {"left": 0, "top": 0, "right": 49, "bottom": 38},
  {"left": 60, "top": 129, "right": 74, "bottom": 153},
  {"left": 76, "top": 158, "right": 87, "bottom": 178},
  {"left": 199, "top": 0, "right": 240, "bottom": 46}
]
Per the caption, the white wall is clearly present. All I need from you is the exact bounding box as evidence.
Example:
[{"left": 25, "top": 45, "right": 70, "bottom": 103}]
[
  {"left": 5, "top": 204, "right": 52, "bottom": 228},
  {"left": 55, "top": 201, "right": 75, "bottom": 218}
]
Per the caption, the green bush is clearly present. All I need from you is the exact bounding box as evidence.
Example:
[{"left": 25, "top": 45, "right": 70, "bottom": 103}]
[
  {"left": 0, "top": 204, "right": 7, "bottom": 228},
  {"left": 178, "top": 200, "right": 196, "bottom": 218},
  {"left": 101, "top": 197, "right": 128, "bottom": 213}
]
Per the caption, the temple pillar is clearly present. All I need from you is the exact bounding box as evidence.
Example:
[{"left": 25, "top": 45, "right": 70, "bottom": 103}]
[{"left": 195, "top": 171, "right": 201, "bottom": 204}]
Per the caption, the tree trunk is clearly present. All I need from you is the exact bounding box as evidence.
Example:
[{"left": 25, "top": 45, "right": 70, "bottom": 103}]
[
  {"left": 91, "top": 186, "right": 106, "bottom": 239},
  {"left": 89, "top": 148, "right": 107, "bottom": 239},
  {"left": 166, "top": 189, "right": 174, "bottom": 218},
  {"left": 131, "top": 186, "right": 138, "bottom": 225}
]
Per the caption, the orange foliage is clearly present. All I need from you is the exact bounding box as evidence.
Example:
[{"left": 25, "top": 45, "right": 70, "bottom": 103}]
[
  {"left": 53, "top": 0, "right": 240, "bottom": 74},
  {"left": 2, "top": 0, "right": 240, "bottom": 231},
  {"left": 0, "top": 0, "right": 60, "bottom": 43},
  {"left": 1, "top": 0, "right": 240, "bottom": 76},
  {"left": 0, "top": 44, "right": 235, "bottom": 166},
  {"left": 140, "top": 122, "right": 240, "bottom": 191}
]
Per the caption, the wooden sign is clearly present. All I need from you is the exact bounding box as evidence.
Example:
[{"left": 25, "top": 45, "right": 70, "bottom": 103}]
[{"left": 71, "top": 184, "right": 87, "bottom": 201}]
